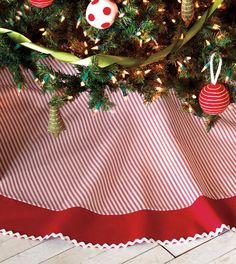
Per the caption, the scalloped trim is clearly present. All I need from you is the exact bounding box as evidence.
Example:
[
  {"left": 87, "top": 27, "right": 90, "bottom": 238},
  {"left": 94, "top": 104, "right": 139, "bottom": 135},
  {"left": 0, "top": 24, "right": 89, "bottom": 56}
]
[{"left": 0, "top": 225, "right": 235, "bottom": 249}]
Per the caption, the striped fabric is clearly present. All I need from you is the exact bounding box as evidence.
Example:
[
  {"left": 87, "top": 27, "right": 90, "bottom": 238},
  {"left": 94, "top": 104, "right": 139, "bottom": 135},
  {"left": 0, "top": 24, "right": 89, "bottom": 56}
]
[{"left": 0, "top": 59, "right": 236, "bottom": 216}]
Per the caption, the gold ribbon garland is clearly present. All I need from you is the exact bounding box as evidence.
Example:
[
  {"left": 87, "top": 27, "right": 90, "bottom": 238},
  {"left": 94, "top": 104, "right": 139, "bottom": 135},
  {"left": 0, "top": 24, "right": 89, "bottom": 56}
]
[{"left": 0, "top": 0, "right": 222, "bottom": 68}]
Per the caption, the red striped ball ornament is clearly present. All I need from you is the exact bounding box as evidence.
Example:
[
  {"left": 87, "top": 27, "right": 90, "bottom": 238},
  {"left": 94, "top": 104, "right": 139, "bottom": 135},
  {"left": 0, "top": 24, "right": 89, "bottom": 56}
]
[
  {"left": 199, "top": 83, "right": 230, "bottom": 115},
  {"left": 29, "top": 0, "right": 54, "bottom": 8}
]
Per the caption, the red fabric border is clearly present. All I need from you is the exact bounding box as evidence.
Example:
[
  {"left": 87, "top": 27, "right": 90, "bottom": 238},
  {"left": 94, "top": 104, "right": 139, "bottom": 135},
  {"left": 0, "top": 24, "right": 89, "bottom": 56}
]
[{"left": 0, "top": 195, "right": 236, "bottom": 245}]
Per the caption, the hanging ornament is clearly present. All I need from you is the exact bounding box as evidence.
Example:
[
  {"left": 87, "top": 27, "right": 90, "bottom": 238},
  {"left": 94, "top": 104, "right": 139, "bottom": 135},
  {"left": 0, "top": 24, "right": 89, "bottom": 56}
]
[
  {"left": 86, "top": 0, "right": 118, "bottom": 29},
  {"left": 48, "top": 105, "right": 65, "bottom": 137},
  {"left": 181, "top": 0, "right": 194, "bottom": 27},
  {"left": 29, "top": 0, "right": 55, "bottom": 8},
  {"left": 199, "top": 53, "right": 230, "bottom": 115}
]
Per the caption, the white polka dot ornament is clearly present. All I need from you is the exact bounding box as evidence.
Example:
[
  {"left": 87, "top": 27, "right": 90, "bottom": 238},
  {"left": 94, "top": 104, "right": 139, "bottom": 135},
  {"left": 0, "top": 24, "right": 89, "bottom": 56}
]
[{"left": 86, "top": 0, "right": 118, "bottom": 29}]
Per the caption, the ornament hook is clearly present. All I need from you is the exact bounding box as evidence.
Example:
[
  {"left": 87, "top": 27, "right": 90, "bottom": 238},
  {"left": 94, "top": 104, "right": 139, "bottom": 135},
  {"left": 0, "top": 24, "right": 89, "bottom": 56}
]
[{"left": 210, "top": 53, "right": 222, "bottom": 85}]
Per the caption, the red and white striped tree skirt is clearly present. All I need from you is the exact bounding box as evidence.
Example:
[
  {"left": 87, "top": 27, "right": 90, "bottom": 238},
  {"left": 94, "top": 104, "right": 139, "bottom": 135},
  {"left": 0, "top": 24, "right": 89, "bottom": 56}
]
[{"left": 0, "top": 59, "right": 236, "bottom": 247}]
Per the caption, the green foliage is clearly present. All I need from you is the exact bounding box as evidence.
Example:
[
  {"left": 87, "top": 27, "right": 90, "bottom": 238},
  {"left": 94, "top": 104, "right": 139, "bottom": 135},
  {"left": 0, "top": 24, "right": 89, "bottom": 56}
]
[{"left": 0, "top": 0, "right": 235, "bottom": 128}]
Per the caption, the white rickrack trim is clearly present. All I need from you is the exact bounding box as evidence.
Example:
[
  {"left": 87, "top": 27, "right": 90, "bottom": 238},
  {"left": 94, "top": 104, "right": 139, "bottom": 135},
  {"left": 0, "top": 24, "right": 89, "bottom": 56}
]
[{"left": 0, "top": 224, "right": 235, "bottom": 249}]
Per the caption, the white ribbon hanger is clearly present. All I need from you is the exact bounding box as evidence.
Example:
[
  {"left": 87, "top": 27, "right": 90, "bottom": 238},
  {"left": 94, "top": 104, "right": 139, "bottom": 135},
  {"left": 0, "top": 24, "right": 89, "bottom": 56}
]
[{"left": 210, "top": 53, "right": 222, "bottom": 85}]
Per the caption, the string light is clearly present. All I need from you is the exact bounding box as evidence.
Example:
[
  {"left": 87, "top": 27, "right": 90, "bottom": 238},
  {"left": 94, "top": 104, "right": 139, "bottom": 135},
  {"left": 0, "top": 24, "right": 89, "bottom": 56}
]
[
  {"left": 225, "top": 76, "right": 229, "bottom": 83},
  {"left": 49, "top": 74, "right": 56, "bottom": 80},
  {"left": 94, "top": 38, "right": 100, "bottom": 44},
  {"left": 201, "top": 62, "right": 210, "bottom": 72},
  {"left": 93, "top": 108, "right": 99, "bottom": 115},
  {"left": 158, "top": 8, "right": 165, "bottom": 12},
  {"left": 111, "top": 76, "right": 117, "bottom": 83},
  {"left": 177, "top": 61, "right": 183, "bottom": 67},
  {"left": 153, "top": 40, "right": 159, "bottom": 50},
  {"left": 118, "top": 13, "right": 125, "bottom": 18},
  {"left": 155, "top": 87, "right": 163, "bottom": 92},
  {"left": 177, "top": 61, "right": 185, "bottom": 73},
  {"left": 212, "top": 24, "right": 221, "bottom": 30},
  {"left": 60, "top": 16, "right": 65, "bottom": 23},
  {"left": 76, "top": 19, "right": 81, "bottom": 29},
  {"left": 188, "top": 105, "right": 194, "bottom": 113},
  {"left": 16, "top": 11, "right": 23, "bottom": 16},
  {"left": 24, "top": 4, "right": 30, "bottom": 10},
  {"left": 123, "top": 95, "right": 129, "bottom": 102},
  {"left": 217, "top": 33, "right": 224, "bottom": 39},
  {"left": 206, "top": 40, "right": 211, "bottom": 46},
  {"left": 122, "top": 70, "right": 129, "bottom": 78},
  {"left": 144, "top": 69, "right": 151, "bottom": 75},
  {"left": 157, "top": 78, "right": 162, "bottom": 84}
]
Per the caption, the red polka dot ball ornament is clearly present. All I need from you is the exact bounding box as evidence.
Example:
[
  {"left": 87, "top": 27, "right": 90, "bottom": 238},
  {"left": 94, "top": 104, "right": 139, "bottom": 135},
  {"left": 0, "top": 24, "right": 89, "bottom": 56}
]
[
  {"left": 29, "top": 0, "right": 55, "bottom": 8},
  {"left": 86, "top": 0, "right": 118, "bottom": 29},
  {"left": 199, "top": 53, "right": 230, "bottom": 115}
]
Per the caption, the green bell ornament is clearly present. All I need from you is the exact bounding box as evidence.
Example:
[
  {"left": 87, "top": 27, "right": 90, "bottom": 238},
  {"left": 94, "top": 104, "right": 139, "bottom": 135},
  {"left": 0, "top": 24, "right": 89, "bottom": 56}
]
[
  {"left": 181, "top": 0, "right": 194, "bottom": 27},
  {"left": 48, "top": 105, "right": 65, "bottom": 137}
]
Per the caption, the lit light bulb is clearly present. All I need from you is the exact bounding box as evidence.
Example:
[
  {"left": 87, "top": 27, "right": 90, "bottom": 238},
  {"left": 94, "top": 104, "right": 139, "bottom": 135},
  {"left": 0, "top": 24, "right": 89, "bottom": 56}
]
[
  {"left": 118, "top": 13, "right": 125, "bottom": 18},
  {"left": 60, "top": 16, "right": 65, "bottom": 23},
  {"left": 111, "top": 76, "right": 117, "bottom": 83},
  {"left": 144, "top": 69, "right": 151, "bottom": 75},
  {"left": 212, "top": 24, "right": 221, "bottom": 30},
  {"left": 76, "top": 19, "right": 81, "bottom": 29}
]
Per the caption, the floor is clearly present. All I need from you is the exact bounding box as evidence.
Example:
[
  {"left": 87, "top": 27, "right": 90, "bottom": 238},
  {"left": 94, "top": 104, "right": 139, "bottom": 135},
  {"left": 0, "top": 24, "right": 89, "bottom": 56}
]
[{"left": 0, "top": 231, "right": 236, "bottom": 264}]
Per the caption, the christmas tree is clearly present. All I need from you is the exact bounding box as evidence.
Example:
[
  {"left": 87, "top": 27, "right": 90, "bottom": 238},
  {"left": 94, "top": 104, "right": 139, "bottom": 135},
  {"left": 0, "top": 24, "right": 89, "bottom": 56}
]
[{"left": 0, "top": 0, "right": 235, "bottom": 134}]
